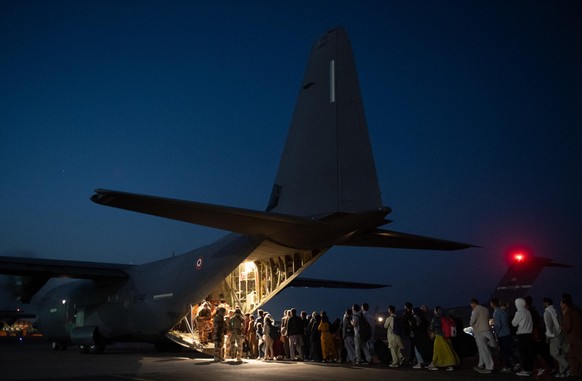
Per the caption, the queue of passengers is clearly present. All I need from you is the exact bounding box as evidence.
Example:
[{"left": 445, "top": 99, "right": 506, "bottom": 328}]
[
  {"left": 469, "top": 293, "right": 581, "bottom": 378},
  {"left": 194, "top": 293, "right": 582, "bottom": 378},
  {"left": 385, "top": 293, "right": 581, "bottom": 377}
]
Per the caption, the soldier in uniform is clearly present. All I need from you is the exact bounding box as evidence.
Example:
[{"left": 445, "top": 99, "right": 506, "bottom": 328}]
[
  {"left": 213, "top": 307, "right": 227, "bottom": 362},
  {"left": 196, "top": 301, "right": 211, "bottom": 344},
  {"left": 229, "top": 308, "right": 246, "bottom": 361}
]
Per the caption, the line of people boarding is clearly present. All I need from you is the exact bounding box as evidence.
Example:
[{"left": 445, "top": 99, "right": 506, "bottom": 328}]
[{"left": 200, "top": 292, "right": 582, "bottom": 378}]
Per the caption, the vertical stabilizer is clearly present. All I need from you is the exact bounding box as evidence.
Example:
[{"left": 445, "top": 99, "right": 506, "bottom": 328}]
[
  {"left": 490, "top": 256, "right": 572, "bottom": 304},
  {"left": 267, "top": 27, "right": 382, "bottom": 218}
]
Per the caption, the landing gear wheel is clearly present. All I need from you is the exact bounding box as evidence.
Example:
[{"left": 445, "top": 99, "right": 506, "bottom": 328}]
[{"left": 88, "top": 344, "right": 105, "bottom": 354}]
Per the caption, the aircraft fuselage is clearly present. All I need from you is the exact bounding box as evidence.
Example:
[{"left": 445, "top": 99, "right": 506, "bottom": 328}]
[{"left": 36, "top": 234, "right": 262, "bottom": 347}]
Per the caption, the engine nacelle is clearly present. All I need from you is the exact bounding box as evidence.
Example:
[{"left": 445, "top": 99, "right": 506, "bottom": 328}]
[{"left": 36, "top": 280, "right": 104, "bottom": 345}]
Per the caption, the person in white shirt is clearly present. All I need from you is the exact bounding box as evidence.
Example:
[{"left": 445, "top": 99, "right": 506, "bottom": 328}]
[
  {"left": 470, "top": 298, "right": 496, "bottom": 373},
  {"left": 384, "top": 305, "right": 404, "bottom": 367},
  {"left": 543, "top": 297, "right": 570, "bottom": 377},
  {"left": 351, "top": 304, "right": 372, "bottom": 365},
  {"left": 512, "top": 297, "right": 534, "bottom": 376}
]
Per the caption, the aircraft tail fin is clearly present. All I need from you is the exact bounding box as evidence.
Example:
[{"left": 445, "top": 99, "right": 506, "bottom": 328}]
[
  {"left": 267, "top": 27, "right": 382, "bottom": 218},
  {"left": 490, "top": 256, "right": 573, "bottom": 303}
]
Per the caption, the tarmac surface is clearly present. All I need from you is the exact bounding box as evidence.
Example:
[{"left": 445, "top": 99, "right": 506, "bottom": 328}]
[{"left": 0, "top": 338, "right": 569, "bottom": 381}]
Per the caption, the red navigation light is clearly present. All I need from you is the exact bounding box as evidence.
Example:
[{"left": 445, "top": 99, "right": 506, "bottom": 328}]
[
  {"left": 505, "top": 246, "right": 533, "bottom": 266},
  {"left": 513, "top": 252, "right": 526, "bottom": 263}
]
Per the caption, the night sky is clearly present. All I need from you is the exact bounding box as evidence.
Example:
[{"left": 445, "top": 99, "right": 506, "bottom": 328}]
[{"left": 1, "top": 1, "right": 581, "bottom": 319}]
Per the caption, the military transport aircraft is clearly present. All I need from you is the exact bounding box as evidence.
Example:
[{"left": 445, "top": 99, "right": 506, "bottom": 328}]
[{"left": 0, "top": 27, "right": 471, "bottom": 353}]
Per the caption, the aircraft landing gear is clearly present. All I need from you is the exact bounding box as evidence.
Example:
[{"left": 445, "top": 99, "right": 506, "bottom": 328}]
[{"left": 79, "top": 344, "right": 105, "bottom": 354}]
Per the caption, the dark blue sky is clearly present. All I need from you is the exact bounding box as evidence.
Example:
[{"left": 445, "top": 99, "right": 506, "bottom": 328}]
[{"left": 1, "top": 1, "right": 581, "bottom": 318}]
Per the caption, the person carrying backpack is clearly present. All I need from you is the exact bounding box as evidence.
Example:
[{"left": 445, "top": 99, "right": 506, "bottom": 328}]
[
  {"left": 427, "top": 306, "right": 459, "bottom": 371},
  {"left": 228, "top": 308, "right": 245, "bottom": 362},
  {"left": 384, "top": 305, "right": 405, "bottom": 367},
  {"left": 212, "top": 307, "right": 227, "bottom": 362},
  {"left": 351, "top": 304, "right": 372, "bottom": 365}
]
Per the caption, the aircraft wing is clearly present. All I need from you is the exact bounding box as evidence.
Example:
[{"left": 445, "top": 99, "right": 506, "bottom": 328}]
[
  {"left": 288, "top": 277, "right": 389, "bottom": 289},
  {"left": 339, "top": 228, "right": 474, "bottom": 251},
  {"left": 0, "top": 256, "right": 131, "bottom": 279},
  {"left": 0, "top": 310, "right": 36, "bottom": 325},
  {"left": 0, "top": 256, "right": 131, "bottom": 303},
  {"left": 91, "top": 189, "right": 318, "bottom": 236}
]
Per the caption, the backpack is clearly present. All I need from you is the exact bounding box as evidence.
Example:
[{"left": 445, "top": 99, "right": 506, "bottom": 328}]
[
  {"left": 197, "top": 306, "right": 210, "bottom": 318},
  {"left": 269, "top": 324, "right": 281, "bottom": 340},
  {"left": 392, "top": 315, "right": 403, "bottom": 336},
  {"left": 344, "top": 319, "right": 354, "bottom": 336},
  {"left": 358, "top": 315, "right": 372, "bottom": 341},
  {"left": 229, "top": 314, "right": 243, "bottom": 332},
  {"left": 440, "top": 316, "right": 457, "bottom": 338},
  {"left": 548, "top": 310, "right": 562, "bottom": 336}
]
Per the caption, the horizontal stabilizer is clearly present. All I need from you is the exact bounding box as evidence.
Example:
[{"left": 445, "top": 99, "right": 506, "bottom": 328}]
[
  {"left": 0, "top": 310, "right": 36, "bottom": 324},
  {"left": 543, "top": 260, "right": 573, "bottom": 268},
  {"left": 91, "top": 189, "right": 317, "bottom": 237},
  {"left": 338, "top": 228, "right": 474, "bottom": 251},
  {"left": 288, "top": 277, "right": 389, "bottom": 289}
]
